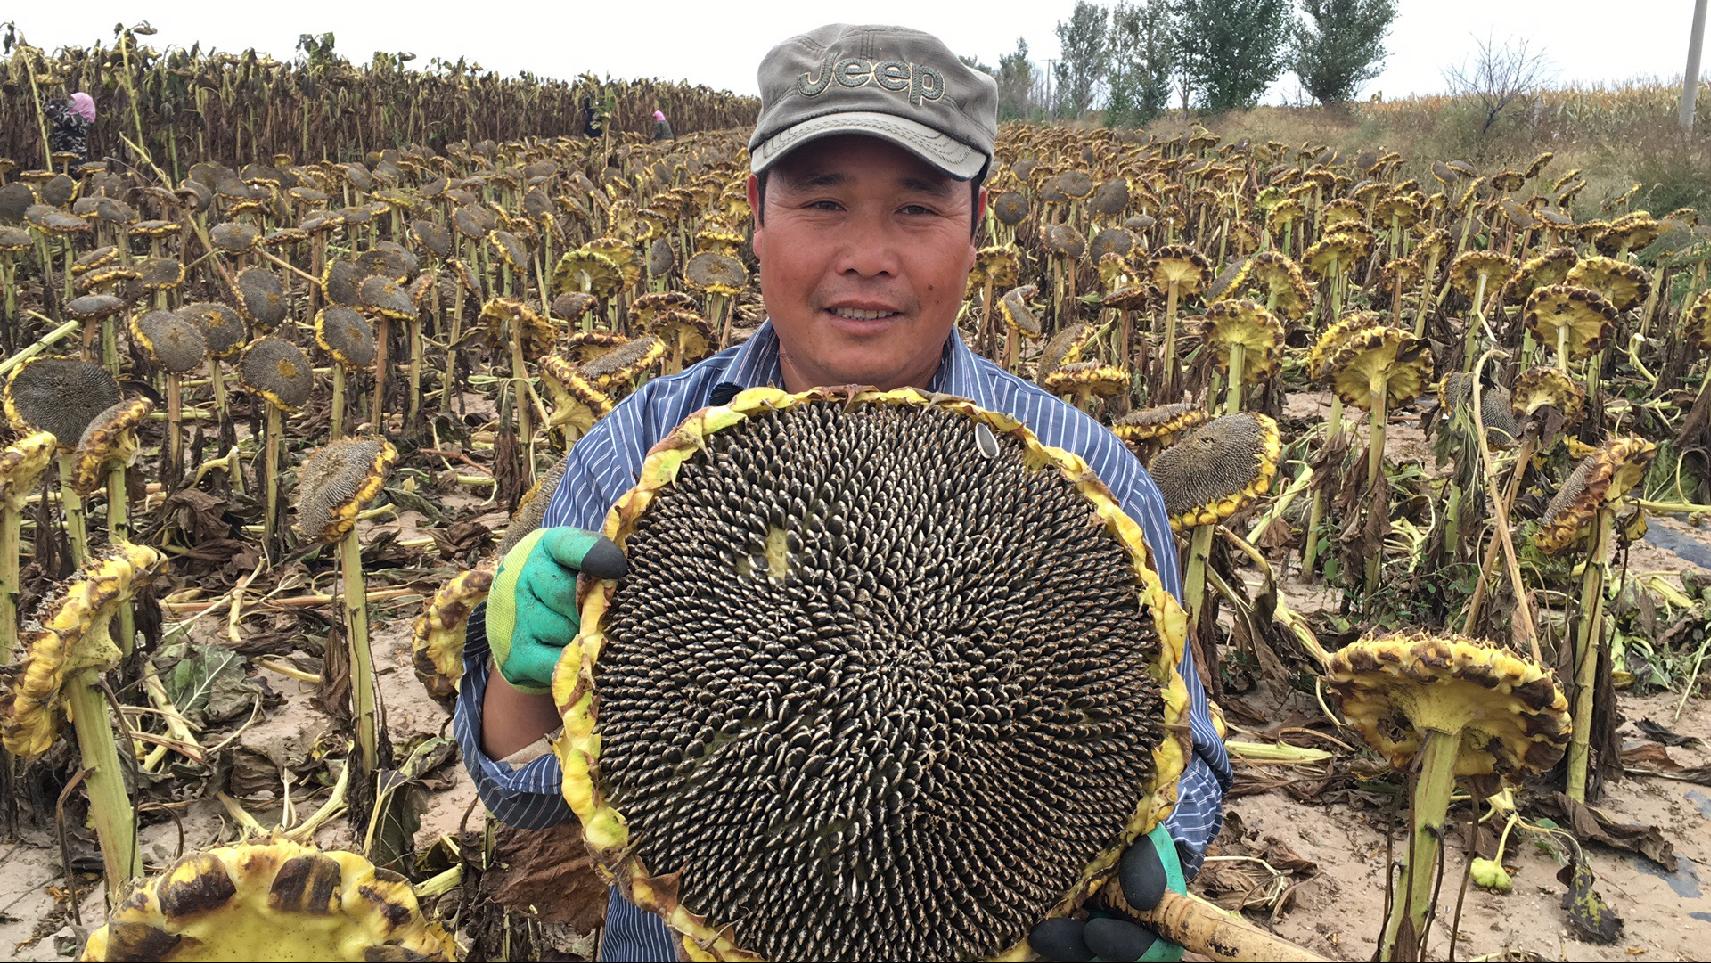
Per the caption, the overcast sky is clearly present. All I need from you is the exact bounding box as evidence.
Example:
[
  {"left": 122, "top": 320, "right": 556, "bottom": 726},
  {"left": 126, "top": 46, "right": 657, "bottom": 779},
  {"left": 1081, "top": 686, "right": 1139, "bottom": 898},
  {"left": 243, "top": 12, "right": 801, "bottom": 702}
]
[{"left": 6, "top": 0, "right": 1699, "bottom": 103}]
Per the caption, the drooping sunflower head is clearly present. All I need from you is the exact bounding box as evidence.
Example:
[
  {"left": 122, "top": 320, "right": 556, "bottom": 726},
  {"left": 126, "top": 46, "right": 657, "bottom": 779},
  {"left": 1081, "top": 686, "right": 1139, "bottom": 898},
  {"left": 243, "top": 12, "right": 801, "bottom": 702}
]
[
  {"left": 1523, "top": 284, "right": 1617, "bottom": 362},
  {"left": 314, "top": 307, "right": 377, "bottom": 371},
  {"left": 132, "top": 310, "right": 209, "bottom": 375},
  {"left": 239, "top": 337, "right": 314, "bottom": 413},
  {"left": 292, "top": 437, "right": 397, "bottom": 545},
  {"left": 71, "top": 398, "right": 156, "bottom": 495},
  {"left": 1326, "top": 631, "right": 1569, "bottom": 775},
  {"left": 1565, "top": 255, "right": 1649, "bottom": 312},
  {"left": 1200, "top": 299, "right": 1285, "bottom": 379},
  {"left": 1148, "top": 412, "right": 1281, "bottom": 531},
  {"left": 4, "top": 359, "right": 121, "bottom": 453},
  {"left": 1535, "top": 436, "right": 1656, "bottom": 555},
  {"left": 1327, "top": 326, "right": 1434, "bottom": 411}
]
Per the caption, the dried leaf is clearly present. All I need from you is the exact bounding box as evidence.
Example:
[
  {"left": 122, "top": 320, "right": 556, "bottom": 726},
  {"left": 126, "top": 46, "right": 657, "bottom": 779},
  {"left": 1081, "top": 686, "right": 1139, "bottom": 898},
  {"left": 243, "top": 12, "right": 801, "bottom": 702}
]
[
  {"left": 1636, "top": 717, "right": 1703, "bottom": 748},
  {"left": 1557, "top": 851, "right": 1623, "bottom": 944},
  {"left": 1539, "top": 792, "right": 1677, "bottom": 871}
]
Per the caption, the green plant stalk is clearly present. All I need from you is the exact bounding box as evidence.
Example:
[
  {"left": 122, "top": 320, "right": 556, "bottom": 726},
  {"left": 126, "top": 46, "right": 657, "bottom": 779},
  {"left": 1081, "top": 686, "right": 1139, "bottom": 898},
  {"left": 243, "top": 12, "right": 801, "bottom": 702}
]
[
  {"left": 1225, "top": 342, "right": 1246, "bottom": 416},
  {"left": 24, "top": 55, "right": 54, "bottom": 169},
  {"left": 1303, "top": 396, "right": 1345, "bottom": 576},
  {"left": 510, "top": 318, "right": 533, "bottom": 481},
  {"left": 1378, "top": 728, "right": 1460, "bottom": 962},
  {"left": 0, "top": 501, "right": 20, "bottom": 658},
  {"left": 107, "top": 460, "right": 135, "bottom": 657},
  {"left": 67, "top": 660, "right": 141, "bottom": 902},
  {"left": 371, "top": 316, "right": 390, "bottom": 431},
  {"left": 339, "top": 531, "right": 380, "bottom": 777},
  {"left": 1364, "top": 380, "right": 1389, "bottom": 594},
  {"left": 1412, "top": 252, "right": 1441, "bottom": 338},
  {"left": 262, "top": 406, "right": 281, "bottom": 555},
  {"left": 1557, "top": 326, "right": 1570, "bottom": 375},
  {"left": 165, "top": 373, "right": 183, "bottom": 484},
  {"left": 1184, "top": 523, "right": 1216, "bottom": 633},
  {"left": 1161, "top": 282, "right": 1181, "bottom": 401},
  {"left": 407, "top": 316, "right": 423, "bottom": 428},
  {"left": 1566, "top": 508, "right": 1613, "bottom": 802},
  {"left": 56, "top": 454, "right": 88, "bottom": 566},
  {"left": 1462, "top": 272, "right": 1489, "bottom": 373},
  {"left": 330, "top": 365, "right": 346, "bottom": 439}
]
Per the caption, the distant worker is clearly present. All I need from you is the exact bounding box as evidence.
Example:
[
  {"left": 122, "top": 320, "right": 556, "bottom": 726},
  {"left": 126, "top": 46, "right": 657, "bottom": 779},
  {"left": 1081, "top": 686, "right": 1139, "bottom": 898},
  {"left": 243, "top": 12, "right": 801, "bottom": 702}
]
[
  {"left": 45, "top": 91, "right": 96, "bottom": 162},
  {"left": 651, "top": 109, "right": 674, "bottom": 141},
  {"left": 580, "top": 74, "right": 604, "bottom": 138}
]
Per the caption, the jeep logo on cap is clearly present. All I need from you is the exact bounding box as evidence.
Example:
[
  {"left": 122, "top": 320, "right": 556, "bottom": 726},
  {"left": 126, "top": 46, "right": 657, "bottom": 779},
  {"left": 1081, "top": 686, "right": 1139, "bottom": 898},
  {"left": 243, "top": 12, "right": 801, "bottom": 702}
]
[{"left": 795, "top": 49, "right": 945, "bottom": 107}]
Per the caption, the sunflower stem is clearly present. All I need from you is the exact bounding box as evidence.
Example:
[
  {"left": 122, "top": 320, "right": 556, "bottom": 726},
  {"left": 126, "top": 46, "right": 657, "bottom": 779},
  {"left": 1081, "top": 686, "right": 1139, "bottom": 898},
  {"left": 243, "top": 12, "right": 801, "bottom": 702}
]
[
  {"left": 1566, "top": 507, "right": 1613, "bottom": 802},
  {"left": 67, "top": 656, "right": 140, "bottom": 903},
  {"left": 331, "top": 365, "right": 346, "bottom": 439},
  {"left": 1185, "top": 524, "right": 1216, "bottom": 633},
  {"left": 1225, "top": 342, "right": 1246, "bottom": 416},
  {"left": 263, "top": 406, "right": 281, "bottom": 558},
  {"left": 1162, "top": 282, "right": 1181, "bottom": 402},
  {"left": 1379, "top": 728, "right": 1460, "bottom": 961},
  {"left": 1364, "top": 380, "right": 1389, "bottom": 595},
  {"left": 56, "top": 454, "right": 88, "bottom": 566},
  {"left": 0, "top": 502, "right": 20, "bottom": 657},
  {"left": 339, "top": 531, "right": 380, "bottom": 778},
  {"left": 108, "top": 462, "right": 134, "bottom": 657}
]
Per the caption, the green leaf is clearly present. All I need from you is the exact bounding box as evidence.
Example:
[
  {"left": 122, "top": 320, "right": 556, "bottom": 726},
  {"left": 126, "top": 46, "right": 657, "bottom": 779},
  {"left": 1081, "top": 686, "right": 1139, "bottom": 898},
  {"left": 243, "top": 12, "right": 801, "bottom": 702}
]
[{"left": 155, "top": 640, "right": 255, "bottom": 728}]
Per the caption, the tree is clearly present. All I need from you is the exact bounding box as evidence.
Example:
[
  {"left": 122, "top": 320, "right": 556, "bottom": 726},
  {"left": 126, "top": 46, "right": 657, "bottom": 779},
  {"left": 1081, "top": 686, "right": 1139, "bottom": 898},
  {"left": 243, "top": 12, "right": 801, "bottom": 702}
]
[
  {"left": 1106, "top": 1, "right": 1176, "bottom": 127},
  {"left": 959, "top": 54, "right": 995, "bottom": 76},
  {"left": 1054, "top": 0, "right": 1110, "bottom": 118},
  {"left": 1443, "top": 34, "right": 1552, "bottom": 139},
  {"left": 996, "top": 38, "right": 1039, "bottom": 121},
  {"left": 1292, "top": 0, "right": 1397, "bottom": 104},
  {"left": 1169, "top": 0, "right": 1291, "bottom": 113}
]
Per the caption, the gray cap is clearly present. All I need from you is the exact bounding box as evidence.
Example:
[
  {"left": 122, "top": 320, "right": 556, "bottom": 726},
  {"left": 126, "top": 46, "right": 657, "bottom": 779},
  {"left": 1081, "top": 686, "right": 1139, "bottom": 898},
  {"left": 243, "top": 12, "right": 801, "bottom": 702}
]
[{"left": 749, "top": 24, "right": 998, "bottom": 181}]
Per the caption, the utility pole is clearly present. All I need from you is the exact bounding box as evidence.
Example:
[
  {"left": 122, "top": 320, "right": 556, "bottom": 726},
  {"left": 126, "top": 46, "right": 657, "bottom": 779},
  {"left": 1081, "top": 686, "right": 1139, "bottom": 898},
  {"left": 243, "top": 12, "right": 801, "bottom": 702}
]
[
  {"left": 1683, "top": 0, "right": 1708, "bottom": 132},
  {"left": 1045, "top": 59, "right": 1057, "bottom": 118}
]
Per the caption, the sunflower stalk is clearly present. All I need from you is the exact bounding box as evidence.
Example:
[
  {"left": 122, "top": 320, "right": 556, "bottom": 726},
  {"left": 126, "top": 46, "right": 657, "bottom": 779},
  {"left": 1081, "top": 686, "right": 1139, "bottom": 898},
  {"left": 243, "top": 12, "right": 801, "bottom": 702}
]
[
  {"left": 339, "top": 529, "right": 380, "bottom": 778},
  {"left": 67, "top": 669, "right": 141, "bottom": 904},
  {"left": 1378, "top": 728, "right": 1458, "bottom": 961},
  {"left": 56, "top": 454, "right": 88, "bottom": 566},
  {"left": 1565, "top": 508, "right": 1613, "bottom": 802}
]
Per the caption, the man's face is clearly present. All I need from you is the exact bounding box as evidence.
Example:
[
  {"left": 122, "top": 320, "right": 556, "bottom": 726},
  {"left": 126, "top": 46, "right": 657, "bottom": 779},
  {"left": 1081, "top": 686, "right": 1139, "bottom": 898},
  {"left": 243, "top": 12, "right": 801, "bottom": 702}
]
[{"left": 749, "top": 135, "right": 981, "bottom": 392}]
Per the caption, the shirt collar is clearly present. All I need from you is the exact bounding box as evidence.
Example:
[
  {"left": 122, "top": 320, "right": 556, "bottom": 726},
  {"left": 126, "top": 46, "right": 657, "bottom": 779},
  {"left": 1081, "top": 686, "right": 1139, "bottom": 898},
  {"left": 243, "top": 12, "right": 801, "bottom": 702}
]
[{"left": 712, "top": 320, "right": 994, "bottom": 408}]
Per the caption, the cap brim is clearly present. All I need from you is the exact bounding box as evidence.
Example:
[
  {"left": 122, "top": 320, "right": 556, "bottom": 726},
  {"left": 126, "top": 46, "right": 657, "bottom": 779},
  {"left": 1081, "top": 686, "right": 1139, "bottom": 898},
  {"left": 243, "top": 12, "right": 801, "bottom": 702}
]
[{"left": 750, "top": 111, "right": 987, "bottom": 181}]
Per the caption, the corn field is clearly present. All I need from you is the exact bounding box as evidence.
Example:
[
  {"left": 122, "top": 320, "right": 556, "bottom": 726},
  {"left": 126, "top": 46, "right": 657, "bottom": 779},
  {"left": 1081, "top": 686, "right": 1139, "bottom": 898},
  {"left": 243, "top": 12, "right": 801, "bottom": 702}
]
[{"left": 0, "top": 43, "right": 1708, "bottom": 962}]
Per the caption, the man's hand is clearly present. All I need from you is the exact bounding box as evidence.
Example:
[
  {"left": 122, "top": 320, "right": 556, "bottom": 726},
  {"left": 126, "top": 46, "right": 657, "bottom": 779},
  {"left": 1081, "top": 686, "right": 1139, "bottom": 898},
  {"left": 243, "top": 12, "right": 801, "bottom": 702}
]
[
  {"left": 486, "top": 527, "right": 627, "bottom": 693},
  {"left": 1029, "top": 826, "right": 1187, "bottom": 962}
]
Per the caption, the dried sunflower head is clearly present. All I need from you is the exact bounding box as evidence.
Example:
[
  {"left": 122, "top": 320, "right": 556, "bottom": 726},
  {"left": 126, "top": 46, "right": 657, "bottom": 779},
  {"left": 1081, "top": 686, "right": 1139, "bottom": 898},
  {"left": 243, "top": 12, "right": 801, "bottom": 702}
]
[
  {"left": 358, "top": 274, "right": 415, "bottom": 321},
  {"left": 314, "top": 307, "right": 377, "bottom": 370},
  {"left": 411, "top": 567, "right": 495, "bottom": 707},
  {"left": 235, "top": 267, "right": 288, "bottom": 331},
  {"left": 1327, "top": 326, "right": 1434, "bottom": 412},
  {"left": 555, "top": 386, "right": 1188, "bottom": 961},
  {"left": 72, "top": 398, "right": 156, "bottom": 495},
  {"left": 1112, "top": 403, "right": 1211, "bottom": 447},
  {"left": 683, "top": 250, "right": 748, "bottom": 296},
  {"left": 1523, "top": 284, "right": 1616, "bottom": 362},
  {"left": 4, "top": 359, "right": 120, "bottom": 452},
  {"left": 1, "top": 544, "right": 164, "bottom": 758},
  {"left": 1565, "top": 256, "right": 1649, "bottom": 312},
  {"left": 293, "top": 437, "right": 397, "bottom": 544},
  {"left": 1535, "top": 436, "right": 1656, "bottom": 555},
  {"left": 131, "top": 311, "right": 208, "bottom": 374},
  {"left": 79, "top": 838, "right": 455, "bottom": 961},
  {"left": 1148, "top": 244, "right": 1210, "bottom": 294},
  {"left": 1149, "top": 412, "right": 1281, "bottom": 531},
  {"left": 239, "top": 338, "right": 313, "bottom": 412},
  {"left": 579, "top": 336, "right": 666, "bottom": 390},
  {"left": 1512, "top": 366, "right": 1586, "bottom": 430},
  {"left": 176, "top": 303, "right": 246, "bottom": 360},
  {"left": 1200, "top": 299, "right": 1284, "bottom": 378},
  {"left": 1686, "top": 289, "right": 1711, "bottom": 351},
  {"left": 997, "top": 284, "right": 1042, "bottom": 337},
  {"left": 0, "top": 432, "right": 57, "bottom": 511},
  {"left": 66, "top": 294, "right": 126, "bottom": 322},
  {"left": 1326, "top": 632, "right": 1569, "bottom": 775},
  {"left": 1438, "top": 373, "right": 1517, "bottom": 450},
  {"left": 208, "top": 221, "right": 259, "bottom": 254}
]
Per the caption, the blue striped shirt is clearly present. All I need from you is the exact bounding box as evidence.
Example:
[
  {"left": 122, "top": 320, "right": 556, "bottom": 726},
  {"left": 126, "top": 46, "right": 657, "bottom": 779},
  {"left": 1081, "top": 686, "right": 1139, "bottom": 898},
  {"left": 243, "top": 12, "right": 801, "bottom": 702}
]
[{"left": 453, "top": 322, "right": 1232, "bottom": 960}]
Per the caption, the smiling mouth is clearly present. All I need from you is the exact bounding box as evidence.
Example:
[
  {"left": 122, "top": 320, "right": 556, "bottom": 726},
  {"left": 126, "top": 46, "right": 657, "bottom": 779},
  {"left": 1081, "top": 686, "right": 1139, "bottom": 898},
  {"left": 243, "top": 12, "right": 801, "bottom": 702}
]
[{"left": 826, "top": 307, "right": 901, "bottom": 321}]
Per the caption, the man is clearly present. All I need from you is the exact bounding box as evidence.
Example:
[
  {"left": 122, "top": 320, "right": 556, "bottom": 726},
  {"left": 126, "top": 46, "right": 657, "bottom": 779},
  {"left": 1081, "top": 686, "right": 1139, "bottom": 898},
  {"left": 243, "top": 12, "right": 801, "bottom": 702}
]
[{"left": 456, "top": 23, "right": 1231, "bottom": 962}]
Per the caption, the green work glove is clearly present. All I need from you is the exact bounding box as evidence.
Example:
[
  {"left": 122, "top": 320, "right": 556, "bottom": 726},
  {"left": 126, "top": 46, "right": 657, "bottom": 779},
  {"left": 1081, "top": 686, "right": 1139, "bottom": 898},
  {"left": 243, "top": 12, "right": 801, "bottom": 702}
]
[
  {"left": 486, "top": 527, "right": 627, "bottom": 693},
  {"left": 1029, "top": 825, "right": 1187, "bottom": 962}
]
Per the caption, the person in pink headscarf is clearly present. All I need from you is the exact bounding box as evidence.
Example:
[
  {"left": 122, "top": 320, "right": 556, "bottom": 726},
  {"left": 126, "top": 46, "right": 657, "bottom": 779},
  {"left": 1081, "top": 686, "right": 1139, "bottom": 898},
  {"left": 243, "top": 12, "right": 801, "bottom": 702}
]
[
  {"left": 651, "top": 108, "right": 674, "bottom": 142},
  {"left": 46, "top": 91, "right": 95, "bottom": 162}
]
